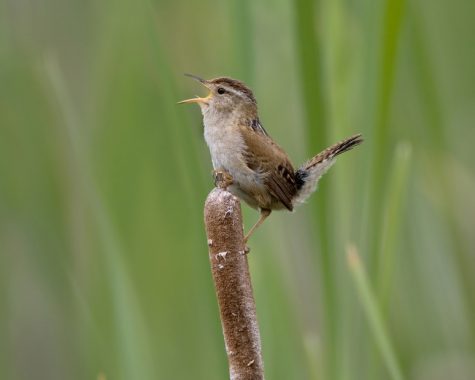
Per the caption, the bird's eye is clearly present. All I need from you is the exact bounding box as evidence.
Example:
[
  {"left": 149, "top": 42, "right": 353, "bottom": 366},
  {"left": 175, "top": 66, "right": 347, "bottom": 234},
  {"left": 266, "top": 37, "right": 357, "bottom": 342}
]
[{"left": 217, "top": 87, "right": 226, "bottom": 95}]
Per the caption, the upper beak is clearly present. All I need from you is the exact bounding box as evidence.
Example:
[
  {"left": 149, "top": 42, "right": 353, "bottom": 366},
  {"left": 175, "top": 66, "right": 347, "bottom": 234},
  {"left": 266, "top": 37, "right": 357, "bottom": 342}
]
[
  {"left": 183, "top": 73, "right": 206, "bottom": 83},
  {"left": 178, "top": 73, "right": 211, "bottom": 105}
]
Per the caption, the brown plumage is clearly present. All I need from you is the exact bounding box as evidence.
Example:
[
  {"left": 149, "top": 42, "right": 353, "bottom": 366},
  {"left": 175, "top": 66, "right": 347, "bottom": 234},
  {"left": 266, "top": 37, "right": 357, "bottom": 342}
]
[
  {"left": 179, "top": 75, "right": 363, "bottom": 242},
  {"left": 209, "top": 77, "right": 257, "bottom": 103}
]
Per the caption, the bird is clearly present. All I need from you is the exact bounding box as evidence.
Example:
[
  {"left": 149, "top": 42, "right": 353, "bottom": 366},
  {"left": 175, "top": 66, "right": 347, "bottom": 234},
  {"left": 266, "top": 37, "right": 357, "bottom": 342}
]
[{"left": 179, "top": 74, "right": 363, "bottom": 242}]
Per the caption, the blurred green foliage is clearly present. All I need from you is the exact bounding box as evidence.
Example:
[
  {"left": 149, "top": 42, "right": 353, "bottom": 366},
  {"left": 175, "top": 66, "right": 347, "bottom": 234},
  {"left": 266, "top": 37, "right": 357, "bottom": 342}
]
[{"left": 1, "top": 0, "right": 474, "bottom": 379}]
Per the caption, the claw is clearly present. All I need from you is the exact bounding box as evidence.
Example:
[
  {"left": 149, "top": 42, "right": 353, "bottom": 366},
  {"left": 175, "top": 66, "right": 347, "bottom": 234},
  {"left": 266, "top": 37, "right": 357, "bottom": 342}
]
[{"left": 213, "top": 169, "right": 234, "bottom": 189}]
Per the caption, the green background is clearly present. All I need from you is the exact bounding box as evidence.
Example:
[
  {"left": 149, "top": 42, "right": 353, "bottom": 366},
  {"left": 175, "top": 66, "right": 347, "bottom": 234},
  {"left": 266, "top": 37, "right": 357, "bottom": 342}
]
[{"left": 1, "top": 0, "right": 474, "bottom": 379}]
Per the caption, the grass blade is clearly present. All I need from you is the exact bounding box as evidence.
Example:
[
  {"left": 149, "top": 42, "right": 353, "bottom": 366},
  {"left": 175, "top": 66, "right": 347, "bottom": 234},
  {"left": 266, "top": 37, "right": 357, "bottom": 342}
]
[
  {"left": 347, "top": 245, "right": 404, "bottom": 380},
  {"left": 377, "top": 142, "right": 412, "bottom": 305}
]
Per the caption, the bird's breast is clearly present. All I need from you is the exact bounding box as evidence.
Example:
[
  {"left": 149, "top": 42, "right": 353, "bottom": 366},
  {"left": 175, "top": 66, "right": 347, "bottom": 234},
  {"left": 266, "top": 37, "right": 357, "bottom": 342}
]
[
  {"left": 203, "top": 112, "right": 269, "bottom": 209},
  {"left": 203, "top": 118, "right": 246, "bottom": 171}
]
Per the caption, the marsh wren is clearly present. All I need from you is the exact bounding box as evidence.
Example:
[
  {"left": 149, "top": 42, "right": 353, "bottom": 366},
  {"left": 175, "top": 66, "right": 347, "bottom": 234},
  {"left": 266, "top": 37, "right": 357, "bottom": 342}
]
[{"left": 179, "top": 74, "right": 363, "bottom": 242}]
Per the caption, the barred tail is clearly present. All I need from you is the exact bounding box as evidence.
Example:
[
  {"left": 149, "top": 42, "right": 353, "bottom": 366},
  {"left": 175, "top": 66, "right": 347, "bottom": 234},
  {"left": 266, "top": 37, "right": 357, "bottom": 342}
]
[{"left": 293, "top": 134, "right": 363, "bottom": 206}]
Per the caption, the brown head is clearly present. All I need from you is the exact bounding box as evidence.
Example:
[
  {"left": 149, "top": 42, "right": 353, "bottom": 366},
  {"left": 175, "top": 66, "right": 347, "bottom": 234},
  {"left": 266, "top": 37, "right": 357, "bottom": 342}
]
[{"left": 179, "top": 74, "right": 257, "bottom": 116}]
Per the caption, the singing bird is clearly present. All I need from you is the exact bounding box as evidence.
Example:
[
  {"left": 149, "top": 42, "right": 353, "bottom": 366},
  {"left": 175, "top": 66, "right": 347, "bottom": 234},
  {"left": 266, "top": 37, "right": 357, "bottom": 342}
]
[{"left": 180, "top": 74, "right": 363, "bottom": 242}]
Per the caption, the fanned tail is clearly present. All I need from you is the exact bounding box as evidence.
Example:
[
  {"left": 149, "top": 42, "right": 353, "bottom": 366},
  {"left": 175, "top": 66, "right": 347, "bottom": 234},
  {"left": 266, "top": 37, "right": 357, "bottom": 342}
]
[{"left": 293, "top": 134, "right": 363, "bottom": 206}]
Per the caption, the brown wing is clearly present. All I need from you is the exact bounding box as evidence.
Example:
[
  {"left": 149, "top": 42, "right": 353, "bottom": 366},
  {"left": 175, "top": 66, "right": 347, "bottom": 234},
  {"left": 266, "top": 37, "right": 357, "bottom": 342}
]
[{"left": 239, "top": 124, "right": 297, "bottom": 211}]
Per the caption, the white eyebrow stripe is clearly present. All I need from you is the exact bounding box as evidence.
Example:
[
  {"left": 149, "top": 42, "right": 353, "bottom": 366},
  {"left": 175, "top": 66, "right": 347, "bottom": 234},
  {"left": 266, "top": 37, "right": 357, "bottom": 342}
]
[{"left": 224, "top": 86, "right": 247, "bottom": 99}]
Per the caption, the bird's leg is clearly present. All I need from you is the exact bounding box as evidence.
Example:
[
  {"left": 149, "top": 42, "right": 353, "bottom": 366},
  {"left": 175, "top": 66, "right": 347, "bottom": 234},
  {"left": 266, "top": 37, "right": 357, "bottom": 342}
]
[
  {"left": 213, "top": 169, "right": 234, "bottom": 190},
  {"left": 244, "top": 209, "right": 271, "bottom": 243}
]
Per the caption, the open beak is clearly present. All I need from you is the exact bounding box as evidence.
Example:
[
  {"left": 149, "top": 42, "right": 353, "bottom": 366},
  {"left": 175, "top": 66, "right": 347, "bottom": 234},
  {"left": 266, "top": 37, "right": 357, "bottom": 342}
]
[
  {"left": 178, "top": 73, "right": 212, "bottom": 105},
  {"left": 183, "top": 73, "right": 207, "bottom": 83},
  {"left": 177, "top": 96, "right": 210, "bottom": 105}
]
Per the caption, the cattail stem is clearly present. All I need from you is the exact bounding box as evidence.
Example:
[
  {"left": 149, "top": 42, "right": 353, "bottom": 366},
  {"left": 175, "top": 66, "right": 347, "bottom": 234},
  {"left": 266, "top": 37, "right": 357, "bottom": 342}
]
[{"left": 204, "top": 188, "right": 265, "bottom": 380}]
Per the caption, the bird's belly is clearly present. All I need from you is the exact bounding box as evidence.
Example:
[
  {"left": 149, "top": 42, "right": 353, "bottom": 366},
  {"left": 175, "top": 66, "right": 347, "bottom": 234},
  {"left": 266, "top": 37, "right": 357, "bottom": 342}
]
[
  {"left": 204, "top": 126, "right": 270, "bottom": 208},
  {"left": 228, "top": 184, "right": 260, "bottom": 209}
]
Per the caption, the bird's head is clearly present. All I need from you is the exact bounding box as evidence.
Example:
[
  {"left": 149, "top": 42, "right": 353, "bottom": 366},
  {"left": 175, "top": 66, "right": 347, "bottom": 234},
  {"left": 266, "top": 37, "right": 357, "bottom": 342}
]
[{"left": 179, "top": 74, "right": 257, "bottom": 116}]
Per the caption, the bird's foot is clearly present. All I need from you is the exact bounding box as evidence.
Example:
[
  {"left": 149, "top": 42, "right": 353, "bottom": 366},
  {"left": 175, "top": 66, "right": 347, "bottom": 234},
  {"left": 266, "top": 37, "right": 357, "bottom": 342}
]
[{"left": 213, "top": 169, "right": 234, "bottom": 190}]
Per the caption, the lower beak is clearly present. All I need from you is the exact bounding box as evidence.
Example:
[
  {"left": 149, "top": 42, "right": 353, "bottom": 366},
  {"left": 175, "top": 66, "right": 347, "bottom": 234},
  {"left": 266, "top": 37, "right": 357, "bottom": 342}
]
[{"left": 177, "top": 96, "right": 209, "bottom": 105}]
